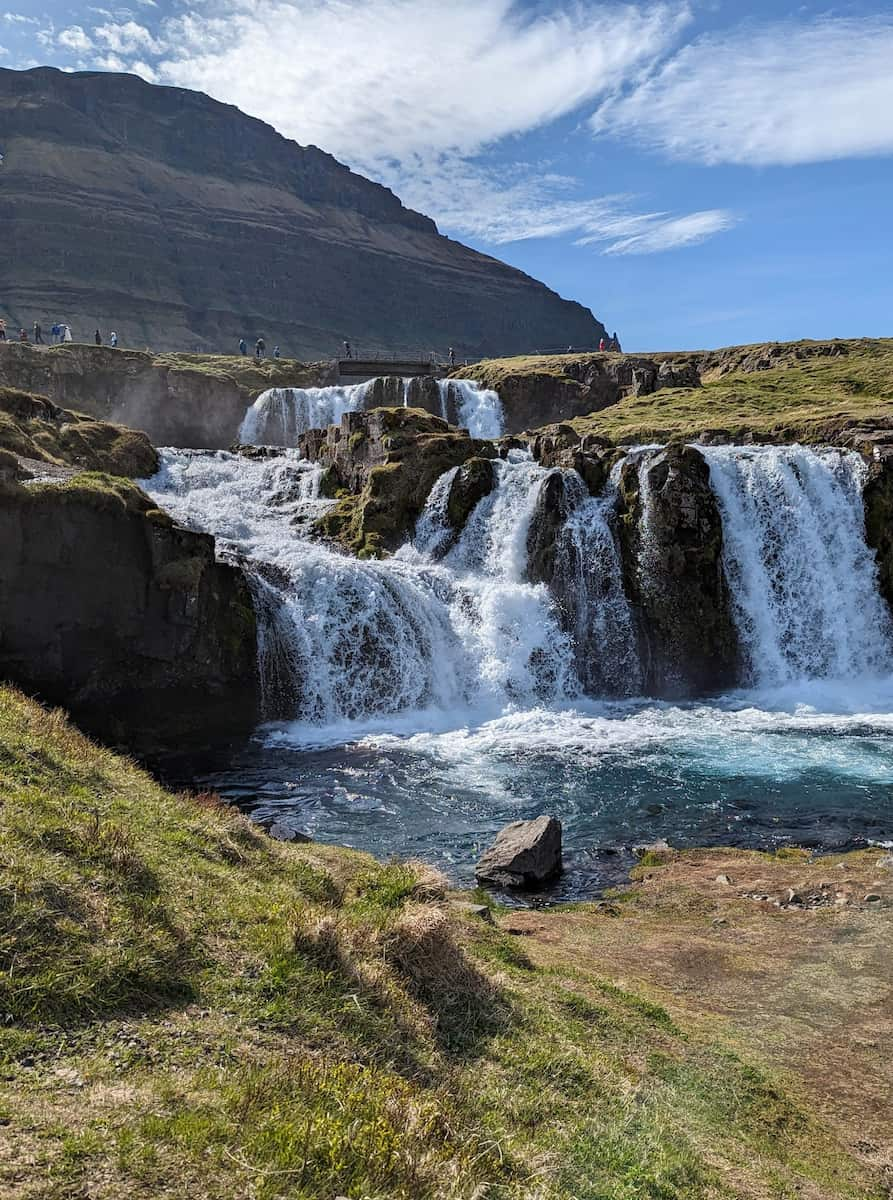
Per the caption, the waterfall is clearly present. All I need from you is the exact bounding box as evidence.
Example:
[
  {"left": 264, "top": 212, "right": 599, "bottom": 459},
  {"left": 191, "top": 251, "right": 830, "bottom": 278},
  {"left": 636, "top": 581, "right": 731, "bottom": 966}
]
[
  {"left": 146, "top": 447, "right": 576, "bottom": 725},
  {"left": 238, "top": 377, "right": 504, "bottom": 446},
  {"left": 437, "top": 379, "right": 504, "bottom": 439},
  {"left": 701, "top": 444, "right": 893, "bottom": 685},
  {"left": 239, "top": 383, "right": 371, "bottom": 445}
]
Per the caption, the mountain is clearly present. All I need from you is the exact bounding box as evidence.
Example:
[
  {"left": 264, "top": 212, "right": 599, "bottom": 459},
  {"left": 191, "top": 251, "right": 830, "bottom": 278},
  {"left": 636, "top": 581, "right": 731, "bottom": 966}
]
[{"left": 0, "top": 67, "right": 606, "bottom": 359}]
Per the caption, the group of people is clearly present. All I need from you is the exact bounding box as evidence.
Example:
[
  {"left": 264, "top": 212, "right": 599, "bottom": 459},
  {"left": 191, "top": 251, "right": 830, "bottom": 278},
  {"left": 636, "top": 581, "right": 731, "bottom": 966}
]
[
  {"left": 0, "top": 319, "right": 73, "bottom": 344},
  {"left": 239, "top": 337, "right": 281, "bottom": 359},
  {"left": 0, "top": 319, "right": 125, "bottom": 347}
]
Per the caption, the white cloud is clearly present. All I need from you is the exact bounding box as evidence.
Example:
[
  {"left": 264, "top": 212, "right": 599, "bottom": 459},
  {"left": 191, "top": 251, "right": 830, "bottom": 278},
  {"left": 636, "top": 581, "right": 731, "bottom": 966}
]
[
  {"left": 156, "top": 0, "right": 690, "bottom": 164},
  {"left": 2, "top": 12, "right": 39, "bottom": 24},
  {"left": 58, "top": 25, "right": 94, "bottom": 52},
  {"left": 591, "top": 15, "right": 893, "bottom": 166},
  {"left": 95, "top": 19, "right": 160, "bottom": 54}
]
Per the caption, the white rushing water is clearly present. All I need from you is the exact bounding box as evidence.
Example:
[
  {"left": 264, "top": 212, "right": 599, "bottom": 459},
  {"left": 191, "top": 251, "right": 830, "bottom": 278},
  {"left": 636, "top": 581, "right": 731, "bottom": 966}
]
[
  {"left": 238, "top": 382, "right": 371, "bottom": 445},
  {"left": 143, "top": 443, "right": 893, "bottom": 761},
  {"left": 146, "top": 447, "right": 587, "bottom": 728},
  {"left": 239, "top": 377, "right": 504, "bottom": 445},
  {"left": 701, "top": 444, "right": 893, "bottom": 686}
]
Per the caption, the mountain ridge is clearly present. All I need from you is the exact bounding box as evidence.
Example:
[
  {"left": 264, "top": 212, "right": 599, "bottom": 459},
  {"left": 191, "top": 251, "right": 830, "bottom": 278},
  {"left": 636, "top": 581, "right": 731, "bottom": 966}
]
[{"left": 0, "top": 66, "right": 606, "bottom": 358}]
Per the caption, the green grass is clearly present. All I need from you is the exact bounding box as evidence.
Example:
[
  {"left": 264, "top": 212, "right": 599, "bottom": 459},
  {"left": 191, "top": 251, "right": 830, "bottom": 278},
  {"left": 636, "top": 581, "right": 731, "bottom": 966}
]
[
  {"left": 468, "top": 338, "right": 893, "bottom": 444},
  {"left": 0, "top": 687, "right": 883, "bottom": 1199}
]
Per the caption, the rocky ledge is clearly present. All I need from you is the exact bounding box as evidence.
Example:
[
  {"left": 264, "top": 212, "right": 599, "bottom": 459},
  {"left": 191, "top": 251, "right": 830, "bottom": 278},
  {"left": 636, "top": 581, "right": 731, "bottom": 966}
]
[
  {"left": 0, "top": 459, "right": 258, "bottom": 752},
  {"left": 297, "top": 407, "right": 496, "bottom": 556}
]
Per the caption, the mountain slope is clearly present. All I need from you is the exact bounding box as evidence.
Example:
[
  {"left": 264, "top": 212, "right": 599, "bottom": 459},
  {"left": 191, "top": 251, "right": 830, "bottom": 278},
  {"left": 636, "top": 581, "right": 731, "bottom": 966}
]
[{"left": 0, "top": 67, "right": 606, "bottom": 358}]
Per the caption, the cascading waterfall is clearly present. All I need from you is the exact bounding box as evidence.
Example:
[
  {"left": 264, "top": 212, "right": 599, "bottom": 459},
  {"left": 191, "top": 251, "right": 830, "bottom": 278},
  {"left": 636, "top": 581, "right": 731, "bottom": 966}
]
[
  {"left": 438, "top": 379, "right": 504, "bottom": 439},
  {"left": 239, "top": 382, "right": 371, "bottom": 445},
  {"left": 146, "top": 447, "right": 578, "bottom": 726},
  {"left": 238, "top": 377, "right": 504, "bottom": 446},
  {"left": 143, "top": 441, "right": 893, "bottom": 737},
  {"left": 701, "top": 444, "right": 893, "bottom": 685}
]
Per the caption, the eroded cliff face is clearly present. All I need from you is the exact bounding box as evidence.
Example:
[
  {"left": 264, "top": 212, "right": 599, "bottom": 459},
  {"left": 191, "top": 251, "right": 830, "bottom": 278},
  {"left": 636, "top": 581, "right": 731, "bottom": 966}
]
[
  {"left": 616, "top": 445, "right": 739, "bottom": 697},
  {"left": 0, "top": 466, "right": 258, "bottom": 751},
  {"left": 0, "top": 343, "right": 330, "bottom": 449},
  {"left": 461, "top": 354, "right": 703, "bottom": 433},
  {"left": 0, "top": 66, "right": 605, "bottom": 359}
]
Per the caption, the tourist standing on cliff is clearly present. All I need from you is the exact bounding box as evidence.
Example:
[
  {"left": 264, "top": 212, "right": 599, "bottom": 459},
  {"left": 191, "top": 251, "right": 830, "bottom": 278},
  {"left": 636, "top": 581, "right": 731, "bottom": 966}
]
[
  {"left": 0, "top": 319, "right": 6, "bottom": 342},
  {"left": 239, "top": 338, "right": 247, "bottom": 356},
  {"left": 62, "top": 324, "right": 72, "bottom": 343},
  {"left": 110, "top": 331, "right": 118, "bottom": 348},
  {"left": 33, "top": 321, "right": 43, "bottom": 344},
  {"left": 599, "top": 336, "right": 606, "bottom": 351},
  {"left": 95, "top": 329, "right": 102, "bottom": 346},
  {"left": 448, "top": 346, "right": 455, "bottom": 366},
  {"left": 343, "top": 340, "right": 352, "bottom": 359},
  {"left": 255, "top": 337, "right": 266, "bottom": 359},
  {"left": 273, "top": 345, "right": 281, "bottom": 359},
  {"left": 19, "top": 328, "right": 28, "bottom": 343}
]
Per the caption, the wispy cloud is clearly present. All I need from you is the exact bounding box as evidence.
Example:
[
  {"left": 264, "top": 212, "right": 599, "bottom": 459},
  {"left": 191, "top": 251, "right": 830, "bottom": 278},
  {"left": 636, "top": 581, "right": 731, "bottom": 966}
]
[
  {"left": 591, "top": 15, "right": 893, "bottom": 167},
  {"left": 389, "top": 157, "right": 735, "bottom": 254}
]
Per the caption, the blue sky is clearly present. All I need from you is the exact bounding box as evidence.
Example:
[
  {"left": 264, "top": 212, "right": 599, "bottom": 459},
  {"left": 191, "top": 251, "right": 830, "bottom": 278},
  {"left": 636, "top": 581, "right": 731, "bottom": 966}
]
[{"left": 3, "top": 0, "right": 893, "bottom": 351}]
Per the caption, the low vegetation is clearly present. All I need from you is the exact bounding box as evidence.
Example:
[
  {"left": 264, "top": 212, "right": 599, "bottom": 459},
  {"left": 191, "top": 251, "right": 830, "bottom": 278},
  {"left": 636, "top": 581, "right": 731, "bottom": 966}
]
[
  {"left": 152, "top": 351, "right": 327, "bottom": 395},
  {"left": 1, "top": 688, "right": 886, "bottom": 1198},
  {"left": 0, "top": 386, "right": 157, "bottom": 476},
  {"left": 470, "top": 338, "right": 893, "bottom": 444}
]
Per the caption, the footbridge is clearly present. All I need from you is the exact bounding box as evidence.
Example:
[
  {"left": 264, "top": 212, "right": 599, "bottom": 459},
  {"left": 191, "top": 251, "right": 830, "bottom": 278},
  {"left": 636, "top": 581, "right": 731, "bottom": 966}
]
[{"left": 336, "top": 352, "right": 450, "bottom": 381}]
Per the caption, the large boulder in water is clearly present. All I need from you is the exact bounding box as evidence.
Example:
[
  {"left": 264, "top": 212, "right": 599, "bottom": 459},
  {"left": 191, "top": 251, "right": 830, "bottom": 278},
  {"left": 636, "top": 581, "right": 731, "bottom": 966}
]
[
  {"left": 617, "top": 443, "right": 739, "bottom": 696},
  {"left": 475, "top": 816, "right": 563, "bottom": 888},
  {"left": 447, "top": 457, "right": 496, "bottom": 533}
]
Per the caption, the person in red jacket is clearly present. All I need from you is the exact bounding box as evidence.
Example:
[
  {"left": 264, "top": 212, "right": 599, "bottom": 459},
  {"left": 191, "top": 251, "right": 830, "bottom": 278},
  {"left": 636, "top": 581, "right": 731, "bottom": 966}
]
[{"left": 599, "top": 336, "right": 606, "bottom": 352}]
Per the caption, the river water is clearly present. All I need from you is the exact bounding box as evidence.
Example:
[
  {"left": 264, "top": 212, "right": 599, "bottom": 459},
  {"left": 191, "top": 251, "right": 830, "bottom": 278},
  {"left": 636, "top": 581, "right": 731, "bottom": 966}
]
[{"left": 144, "top": 397, "right": 893, "bottom": 898}]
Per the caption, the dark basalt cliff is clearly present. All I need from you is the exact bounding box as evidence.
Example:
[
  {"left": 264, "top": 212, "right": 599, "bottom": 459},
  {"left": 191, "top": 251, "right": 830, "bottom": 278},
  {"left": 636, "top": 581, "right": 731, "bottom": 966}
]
[
  {"left": 0, "top": 67, "right": 605, "bottom": 358},
  {"left": 0, "top": 464, "right": 258, "bottom": 752}
]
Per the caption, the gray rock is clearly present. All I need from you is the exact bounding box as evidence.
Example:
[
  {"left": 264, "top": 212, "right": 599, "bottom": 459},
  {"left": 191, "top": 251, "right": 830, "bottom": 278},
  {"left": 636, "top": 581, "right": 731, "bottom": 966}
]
[{"left": 475, "top": 816, "right": 562, "bottom": 888}]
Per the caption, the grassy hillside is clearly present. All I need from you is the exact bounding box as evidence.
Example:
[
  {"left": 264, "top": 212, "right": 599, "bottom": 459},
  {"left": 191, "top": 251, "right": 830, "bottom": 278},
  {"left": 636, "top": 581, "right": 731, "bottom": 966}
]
[
  {"left": 0, "top": 688, "right": 886, "bottom": 1199},
  {"left": 470, "top": 339, "right": 893, "bottom": 444}
]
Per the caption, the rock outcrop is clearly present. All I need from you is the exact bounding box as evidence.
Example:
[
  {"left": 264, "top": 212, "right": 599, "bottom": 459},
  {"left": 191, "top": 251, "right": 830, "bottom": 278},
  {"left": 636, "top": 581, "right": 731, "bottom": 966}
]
[
  {"left": 462, "top": 354, "right": 702, "bottom": 433},
  {"left": 0, "top": 384, "right": 158, "bottom": 476},
  {"left": 0, "top": 469, "right": 258, "bottom": 751},
  {"left": 300, "top": 408, "right": 496, "bottom": 555},
  {"left": 0, "top": 66, "right": 606, "bottom": 359},
  {"left": 475, "top": 816, "right": 563, "bottom": 889},
  {"left": 617, "top": 444, "right": 739, "bottom": 696},
  {"left": 862, "top": 447, "right": 893, "bottom": 610}
]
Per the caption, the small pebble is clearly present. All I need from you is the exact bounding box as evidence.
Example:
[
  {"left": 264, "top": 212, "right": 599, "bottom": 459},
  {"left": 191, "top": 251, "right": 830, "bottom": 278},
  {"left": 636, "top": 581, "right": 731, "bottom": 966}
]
[{"left": 715, "top": 874, "right": 732, "bottom": 885}]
